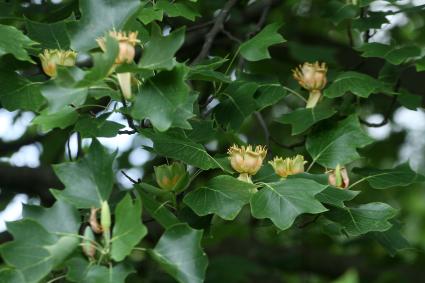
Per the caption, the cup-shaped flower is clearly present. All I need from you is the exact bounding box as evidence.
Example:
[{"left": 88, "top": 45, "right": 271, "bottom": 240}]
[
  {"left": 39, "top": 49, "right": 77, "bottom": 77},
  {"left": 154, "top": 162, "right": 189, "bottom": 192},
  {"left": 292, "top": 61, "right": 327, "bottom": 92},
  {"left": 269, "top": 155, "right": 307, "bottom": 178},
  {"left": 96, "top": 30, "right": 140, "bottom": 64},
  {"left": 328, "top": 164, "right": 350, "bottom": 189},
  {"left": 228, "top": 145, "right": 267, "bottom": 182}
]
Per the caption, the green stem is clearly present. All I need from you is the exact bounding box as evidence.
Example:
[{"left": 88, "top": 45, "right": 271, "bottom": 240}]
[{"left": 306, "top": 90, "right": 322, "bottom": 108}]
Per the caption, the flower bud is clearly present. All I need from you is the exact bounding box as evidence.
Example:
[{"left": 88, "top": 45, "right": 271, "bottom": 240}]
[
  {"left": 96, "top": 30, "right": 140, "bottom": 65},
  {"left": 82, "top": 226, "right": 96, "bottom": 259},
  {"left": 227, "top": 145, "right": 267, "bottom": 182},
  {"left": 39, "top": 49, "right": 77, "bottom": 77},
  {"left": 100, "top": 201, "right": 111, "bottom": 231},
  {"left": 328, "top": 164, "right": 350, "bottom": 189},
  {"left": 292, "top": 62, "right": 327, "bottom": 92},
  {"left": 154, "top": 162, "right": 188, "bottom": 191},
  {"left": 89, "top": 207, "right": 102, "bottom": 234},
  {"left": 269, "top": 155, "right": 307, "bottom": 178},
  {"left": 117, "top": 72, "right": 132, "bottom": 100}
]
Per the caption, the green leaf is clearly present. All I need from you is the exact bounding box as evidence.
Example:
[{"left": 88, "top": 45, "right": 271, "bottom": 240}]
[
  {"left": 68, "top": 0, "right": 142, "bottom": 51},
  {"left": 255, "top": 83, "right": 287, "bottom": 109},
  {"left": 184, "top": 175, "right": 257, "bottom": 220},
  {"left": 316, "top": 186, "right": 360, "bottom": 208},
  {"left": 131, "top": 65, "right": 195, "bottom": 132},
  {"left": 276, "top": 103, "right": 337, "bottom": 135},
  {"left": 0, "top": 71, "right": 45, "bottom": 111},
  {"left": 352, "top": 11, "right": 389, "bottom": 31},
  {"left": 0, "top": 24, "right": 37, "bottom": 62},
  {"left": 66, "top": 257, "right": 134, "bottom": 283},
  {"left": 152, "top": 223, "right": 208, "bottom": 283},
  {"left": 138, "top": 7, "right": 164, "bottom": 24},
  {"left": 352, "top": 163, "right": 425, "bottom": 189},
  {"left": 306, "top": 115, "right": 373, "bottom": 168},
  {"left": 32, "top": 109, "right": 79, "bottom": 132},
  {"left": 26, "top": 20, "right": 70, "bottom": 50},
  {"left": 111, "top": 194, "right": 147, "bottom": 261},
  {"left": 357, "top": 43, "right": 421, "bottom": 65},
  {"left": 52, "top": 139, "right": 116, "bottom": 208},
  {"left": 0, "top": 268, "right": 25, "bottom": 283},
  {"left": 1, "top": 218, "right": 79, "bottom": 283},
  {"left": 240, "top": 23, "right": 286, "bottom": 61},
  {"left": 138, "top": 190, "right": 180, "bottom": 229},
  {"left": 324, "top": 71, "right": 384, "bottom": 98},
  {"left": 40, "top": 82, "right": 88, "bottom": 113},
  {"left": 75, "top": 114, "right": 125, "bottom": 138},
  {"left": 139, "top": 24, "right": 185, "bottom": 70},
  {"left": 156, "top": 0, "right": 200, "bottom": 21},
  {"left": 250, "top": 179, "right": 328, "bottom": 230},
  {"left": 325, "top": 202, "right": 398, "bottom": 236},
  {"left": 143, "top": 130, "right": 223, "bottom": 170},
  {"left": 397, "top": 91, "right": 422, "bottom": 110},
  {"left": 416, "top": 56, "right": 425, "bottom": 72},
  {"left": 369, "top": 224, "right": 410, "bottom": 256},
  {"left": 332, "top": 269, "right": 359, "bottom": 283}
]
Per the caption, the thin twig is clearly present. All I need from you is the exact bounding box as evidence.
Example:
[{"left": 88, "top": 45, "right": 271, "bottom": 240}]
[
  {"left": 221, "top": 28, "right": 242, "bottom": 43},
  {"left": 121, "top": 170, "right": 141, "bottom": 184},
  {"left": 118, "top": 129, "right": 138, "bottom": 135},
  {"left": 67, "top": 134, "right": 73, "bottom": 161},
  {"left": 192, "top": 0, "right": 238, "bottom": 65}
]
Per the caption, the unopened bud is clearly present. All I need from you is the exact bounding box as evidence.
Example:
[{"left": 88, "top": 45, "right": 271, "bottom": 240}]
[
  {"left": 328, "top": 164, "right": 350, "bottom": 189},
  {"left": 39, "top": 49, "right": 77, "bottom": 77},
  {"left": 227, "top": 145, "right": 267, "bottom": 182},
  {"left": 117, "top": 72, "right": 132, "bottom": 100},
  {"left": 89, "top": 207, "right": 102, "bottom": 234},
  {"left": 100, "top": 201, "right": 111, "bottom": 231},
  {"left": 154, "top": 162, "right": 188, "bottom": 191},
  {"left": 82, "top": 226, "right": 96, "bottom": 259},
  {"left": 269, "top": 155, "right": 307, "bottom": 178}
]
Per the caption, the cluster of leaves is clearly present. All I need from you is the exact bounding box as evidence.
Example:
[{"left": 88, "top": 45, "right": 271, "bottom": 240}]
[{"left": 0, "top": 0, "right": 425, "bottom": 282}]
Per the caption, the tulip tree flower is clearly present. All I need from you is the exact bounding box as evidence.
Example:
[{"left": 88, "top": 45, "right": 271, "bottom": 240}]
[
  {"left": 269, "top": 155, "right": 307, "bottom": 179},
  {"left": 292, "top": 61, "right": 327, "bottom": 108},
  {"left": 154, "top": 162, "right": 189, "bottom": 192},
  {"left": 227, "top": 144, "right": 267, "bottom": 183},
  {"left": 328, "top": 164, "right": 350, "bottom": 189},
  {"left": 39, "top": 49, "right": 77, "bottom": 77},
  {"left": 97, "top": 30, "right": 140, "bottom": 100}
]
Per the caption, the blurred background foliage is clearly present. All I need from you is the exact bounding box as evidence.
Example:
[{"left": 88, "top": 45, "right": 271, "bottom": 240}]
[{"left": 1, "top": 0, "right": 425, "bottom": 282}]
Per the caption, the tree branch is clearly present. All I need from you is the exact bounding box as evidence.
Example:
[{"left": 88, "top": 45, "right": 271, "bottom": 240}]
[{"left": 191, "top": 0, "right": 239, "bottom": 65}]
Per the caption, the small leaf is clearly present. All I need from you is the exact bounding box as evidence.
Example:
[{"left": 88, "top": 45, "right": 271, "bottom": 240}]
[
  {"left": 152, "top": 223, "right": 208, "bottom": 283},
  {"left": 143, "top": 130, "right": 223, "bottom": 170},
  {"left": 139, "top": 24, "right": 185, "bottom": 70},
  {"left": 240, "top": 23, "right": 286, "bottom": 61},
  {"left": 68, "top": 0, "right": 142, "bottom": 51},
  {"left": 306, "top": 115, "right": 373, "bottom": 168},
  {"left": 316, "top": 186, "right": 360, "bottom": 208},
  {"left": 52, "top": 139, "right": 116, "bottom": 208},
  {"left": 325, "top": 202, "right": 398, "bottom": 236},
  {"left": 138, "top": 190, "right": 180, "bottom": 229},
  {"left": 276, "top": 103, "right": 336, "bottom": 135},
  {"left": 156, "top": 0, "right": 200, "bottom": 21},
  {"left": 75, "top": 114, "right": 125, "bottom": 138},
  {"left": 324, "top": 71, "right": 384, "bottom": 98},
  {"left": 0, "top": 24, "right": 37, "bottom": 62},
  {"left": 250, "top": 178, "right": 328, "bottom": 230},
  {"left": 32, "top": 109, "right": 79, "bottom": 132},
  {"left": 184, "top": 175, "right": 257, "bottom": 220},
  {"left": 111, "top": 194, "right": 147, "bottom": 261},
  {"left": 357, "top": 43, "right": 421, "bottom": 65},
  {"left": 352, "top": 163, "right": 425, "bottom": 189},
  {"left": 138, "top": 7, "right": 164, "bottom": 24}
]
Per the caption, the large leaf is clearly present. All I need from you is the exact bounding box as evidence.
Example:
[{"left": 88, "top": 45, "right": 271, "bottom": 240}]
[
  {"left": 369, "top": 224, "right": 410, "bottom": 256},
  {"left": 156, "top": 0, "right": 200, "bottom": 21},
  {"left": 152, "top": 223, "right": 208, "bottom": 283},
  {"left": 68, "top": 0, "right": 142, "bottom": 51},
  {"left": 240, "top": 23, "right": 286, "bottom": 61},
  {"left": 26, "top": 20, "right": 70, "bottom": 49},
  {"left": 276, "top": 103, "right": 337, "bottom": 135},
  {"left": 250, "top": 179, "right": 328, "bottom": 230},
  {"left": 67, "top": 257, "right": 134, "bottom": 283},
  {"left": 306, "top": 115, "right": 373, "bottom": 168},
  {"left": 52, "top": 139, "right": 116, "bottom": 208},
  {"left": 324, "top": 71, "right": 385, "bottom": 98},
  {"left": 40, "top": 82, "right": 88, "bottom": 113},
  {"left": 0, "top": 71, "right": 45, "bottom": 112},
  {"left": 357, "top": 43, "right": 421, "bottom": 65},
  {"left": 144, "top": 130, "right": 223, "bottom": 170},
  {"left": 1, "top": 220, "right": 77, "bottom": 283},
  {"left": 139, "top": 24, "right": 185, "bottom": 70},
  {"left": 131, "top": 65, "right": 195, "bottom": 132},
  {"left": 316, "top": 186, "right": 360, "bottom": 208},
  {"left": 138, "top": 190, "right": 180, "bottom": 229},
  {"left": 111, "top": 194, "right": 147, "bottom": 261},
  {"left": 75, "top": 114, "right": 125, "bottom": 138},
  {"left": 0, "top": 24, "right": 37, "bottom": 62},
  {"left": 352, "top": 163, "right": 425, "bottom": 189},
  {"left": 184, "top": 175, "right": 257, "bottom": 220},
  {"left": 325, "top": 202, "right": 398, "bottom": 236}
]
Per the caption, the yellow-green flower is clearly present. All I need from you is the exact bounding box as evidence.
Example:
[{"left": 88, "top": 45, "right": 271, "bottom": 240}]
[
  {"left": 228, "top": 145, "right": 267, "bottom": 183},
  {"left": 292, "top": 62, "right": 327, "bottom": 108},
  {"left": 269, "top": 155, "right": 307, "bottom": 178},
  {"left": 327, "top": 164, "right": 350, "bottom": 189},
  {"left": 39, "top": 49, "right": 77, "bottom": 77},
  {"left": 154, "top": 162, "right": 188, "bottom": 191},
  {"left": 96, "top": 30, "right": 140, "bottom": 64}
]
